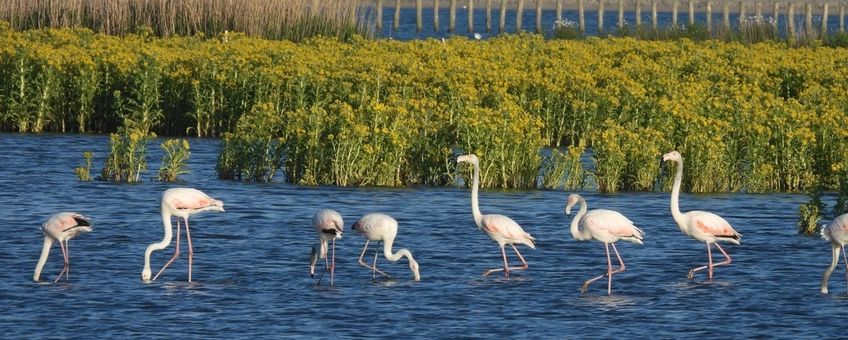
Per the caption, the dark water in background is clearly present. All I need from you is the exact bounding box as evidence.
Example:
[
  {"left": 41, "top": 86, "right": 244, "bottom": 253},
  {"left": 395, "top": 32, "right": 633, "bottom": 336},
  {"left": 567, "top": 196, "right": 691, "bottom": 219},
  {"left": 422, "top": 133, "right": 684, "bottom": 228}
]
[
  {"left": 373, "top": 7, "right": 845, "bottom": 39},
  {"left": 1, "top": 134, "right": 847, "bottom": 337}
]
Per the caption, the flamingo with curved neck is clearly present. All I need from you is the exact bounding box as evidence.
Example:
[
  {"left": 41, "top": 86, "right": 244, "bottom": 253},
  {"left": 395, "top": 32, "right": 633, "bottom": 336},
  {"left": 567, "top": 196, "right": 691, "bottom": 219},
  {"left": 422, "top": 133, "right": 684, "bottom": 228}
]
[
  {"left": 351, "top": 213, "right": 420, "bottom": 281},
  {"left": 33, "top": 212, "right": 93, "bottom": 282},
  {"left": 457, "top": 154, "right": 536, "bottom": 278},
  {"left": 663, "top": 151, "right": 741, "bottom": 280},
  {"left": 821, "top": 213, "right": 848, "bottom": 294},
  {"left": 565, "top": 194, "right": 643, "bottom": 294},
  {"left": 309, "top": 209, "right": 344, "bottom": 285},
  {"left": 142, "top": 188, "right": 224, "bottom": 282}
]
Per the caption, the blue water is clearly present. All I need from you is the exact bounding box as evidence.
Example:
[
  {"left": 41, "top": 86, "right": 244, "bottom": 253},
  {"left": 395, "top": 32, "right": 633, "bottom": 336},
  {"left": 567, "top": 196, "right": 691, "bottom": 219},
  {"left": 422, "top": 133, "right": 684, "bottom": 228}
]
[
  {"left": 373, "top": 6, "right": 846, "bottom": 39},
  {"left": 0, "top": 134, "right": 846, "bottom": 337}
]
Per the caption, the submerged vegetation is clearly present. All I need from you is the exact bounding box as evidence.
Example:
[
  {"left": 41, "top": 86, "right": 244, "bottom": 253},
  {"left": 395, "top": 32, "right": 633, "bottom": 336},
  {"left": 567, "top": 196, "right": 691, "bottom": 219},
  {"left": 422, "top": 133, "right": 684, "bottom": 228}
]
[{"left": 1, "top": 24, "right": 848, "bottom": 190}]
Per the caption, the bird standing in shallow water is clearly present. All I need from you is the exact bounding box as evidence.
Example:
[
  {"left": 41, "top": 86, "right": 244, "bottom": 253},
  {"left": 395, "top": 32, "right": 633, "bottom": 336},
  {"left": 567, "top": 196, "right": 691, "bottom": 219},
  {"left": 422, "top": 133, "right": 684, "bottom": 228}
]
[
  {"left": 663, "top": 151, "right": 741, "bottom": 279},
  {"left": 33, "top": 212, "right": 93, "bottom": 282},
  {"left": 457, "top": 154, "right": 536, "bottom": 278},
  {"left": 309, "top": 209, "right": 344, "bottom": 285},
  {"left": 566, "top": 194, "right": 644, "bottom": 294},
  {"left": 351, "top": 213, "right": 420, "bottom": 281},
  {"left": 821, "top": 213, "right": 848, "bottom": 294},
  {"left": 142, "top": 188, "right": 224, "bottom": 282}
]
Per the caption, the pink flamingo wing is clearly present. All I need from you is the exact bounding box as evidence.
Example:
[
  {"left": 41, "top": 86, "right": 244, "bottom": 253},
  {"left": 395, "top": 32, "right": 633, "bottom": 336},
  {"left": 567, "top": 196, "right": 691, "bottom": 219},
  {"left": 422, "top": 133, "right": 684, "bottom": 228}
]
[
  {"left": 584, "top": 210, "right": 640, "bottom": 238},
  {"left": 692, "top": 213, "right": 736, "bottom": 237}
]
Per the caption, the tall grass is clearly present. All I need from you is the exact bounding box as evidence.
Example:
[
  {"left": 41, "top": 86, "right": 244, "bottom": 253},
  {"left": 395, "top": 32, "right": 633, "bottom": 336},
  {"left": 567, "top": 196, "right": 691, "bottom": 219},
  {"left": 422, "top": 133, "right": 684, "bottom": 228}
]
[{"left": 0, "top": 0, "right": 371, "bottom": 41}]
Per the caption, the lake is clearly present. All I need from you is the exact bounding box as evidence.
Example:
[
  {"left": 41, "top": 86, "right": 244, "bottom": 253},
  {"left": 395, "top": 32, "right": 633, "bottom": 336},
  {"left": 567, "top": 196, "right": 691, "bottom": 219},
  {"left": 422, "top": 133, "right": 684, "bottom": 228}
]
[{"left": 0, "top": 134, "right": 845, "bottom": 337}]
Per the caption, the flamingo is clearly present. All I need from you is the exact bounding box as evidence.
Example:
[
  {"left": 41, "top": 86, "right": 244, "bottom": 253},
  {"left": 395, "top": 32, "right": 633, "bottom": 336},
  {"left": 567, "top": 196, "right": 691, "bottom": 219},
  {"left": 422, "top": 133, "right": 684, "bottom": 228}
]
[
  {"left": 142, "top": 188, "right": 224, "bottom": 282},
  {"left": 663, "top": 151, "right": 741, "bottom": 279},
  {"left": 821, "top": 213, "right": 848, "bottom": 294},
  {"left": 457, "top": 154, "right": 536, "bottom": 277},
  {"left": 565, "top": 194, "right": 644, "bottom": 294},
  {"left": 351, "top": 213, "right": 420, "bottom": 281},
  {"left": 309, "top": 209, "right": 344, "bottom": 285},
  {"left": 33, "top": 212, "right": 93, "bottom": 282}
]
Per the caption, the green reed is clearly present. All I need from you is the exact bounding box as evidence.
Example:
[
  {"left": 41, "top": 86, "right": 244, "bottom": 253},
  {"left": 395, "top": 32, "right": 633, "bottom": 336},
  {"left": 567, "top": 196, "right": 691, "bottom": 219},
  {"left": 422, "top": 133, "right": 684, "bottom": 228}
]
[
  {"left": 157, "top": 139, "right": 190, "bottom": 182},
  {"left": 74, "top": 151, "right": 93, "bottom": 181},
  {"left": 797, "top": 184, "right": 825, "bottom": 235}
]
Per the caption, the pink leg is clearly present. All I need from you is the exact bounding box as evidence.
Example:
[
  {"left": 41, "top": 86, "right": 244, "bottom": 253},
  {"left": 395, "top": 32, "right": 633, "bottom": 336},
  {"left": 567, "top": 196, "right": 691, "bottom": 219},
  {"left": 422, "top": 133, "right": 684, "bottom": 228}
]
[
  {"left": 841, "top": 246, "right": 848, "bottom": 294},
  {"left": 185, "top": 218, "right": 194, "bottom": 282},
  {"left": 688, "top": 242, "right": 714, "bottom": 279},
  {"left": 712, "top": 243, "right": 733, "bottom": 272},
  {"left": 483, "top": 245, "right": 510, "bottom": 277},
  {"left": 55, "top": 240, "right": 69, "bottom": 283},
  {"left": 153, "top": 219, "right": 181, "bottom": 281},
  {"left": 582, "top": 243, "right": 612, "bottom": 293},
  {"left": 357, "top": 240, "right": 390, "bottom": 278},
  {"left": 330, "top": 238, "right": 336, "bottom": 286}
]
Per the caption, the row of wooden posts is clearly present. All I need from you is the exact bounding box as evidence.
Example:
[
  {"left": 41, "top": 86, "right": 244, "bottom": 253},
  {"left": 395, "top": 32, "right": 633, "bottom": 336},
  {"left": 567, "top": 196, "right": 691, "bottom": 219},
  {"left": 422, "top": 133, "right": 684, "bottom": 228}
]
[{"left": 373, "top": 0, "right": 847, "bottom": 35}]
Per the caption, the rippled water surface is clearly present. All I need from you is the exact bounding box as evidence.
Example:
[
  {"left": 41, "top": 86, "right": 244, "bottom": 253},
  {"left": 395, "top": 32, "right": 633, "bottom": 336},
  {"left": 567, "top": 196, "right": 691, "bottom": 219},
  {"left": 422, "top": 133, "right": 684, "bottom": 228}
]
[{"left": 1, "top": 134, "right": 846, "bottom": 337}]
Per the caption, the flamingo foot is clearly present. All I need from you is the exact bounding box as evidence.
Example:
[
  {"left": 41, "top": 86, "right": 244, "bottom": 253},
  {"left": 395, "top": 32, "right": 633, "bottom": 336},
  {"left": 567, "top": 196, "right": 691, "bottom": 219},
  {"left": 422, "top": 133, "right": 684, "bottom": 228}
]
[{"left": 581, "top": 281, "right": 591, "bottom": 293}]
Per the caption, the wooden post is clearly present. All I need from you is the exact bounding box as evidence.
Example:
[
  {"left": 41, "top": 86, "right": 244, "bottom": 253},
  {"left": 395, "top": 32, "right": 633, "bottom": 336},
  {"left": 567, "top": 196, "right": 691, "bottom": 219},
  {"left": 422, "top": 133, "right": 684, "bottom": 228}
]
[
  {"left": 672, "top": 0, "right": 678, "bottom": 27},
  {"left": 755, "top": 2, "right": 762, "bottom": 23},
  {"left": 468, "top": 0, "right": 474, "bottom": 33},
  {"left": 841, "top": 6, "right": 845, "bottom": 32},
  {"left": 557, "top": 0, "right": 563, "bottom": 22},
  {"left": 394, "top": 0, "right": 401, "bottom": 31},
  {"left": 689, "top": 0, "right": 695, "bottom": 25},
  {"left": 499, "top": 0, "right": 506, "bottom": 33},
  {"left": 805, "top": 3, "right": 813, "bottom": 37},
  {"left": 579, "top": 0, "right": 586, "bottom": 32},
  {"left": 416, "top": 0, "right": 423, "bottom": 32},
  {"left": 787, "top": 3, "right": 795, "bottom": 38},
  {"left": 652, "top": 0, "right": 658, "bottom": 30},
  {"left": 376, "top": 0, "right": 383, "bottom": 32},
  {"left": 636, "top": 0, "right": 642, "bottom": 26},
  {"left": 706, "top": 1, "right": 712, "bottom": 31},
  {"left": 772, "top": 2, "right": 779, "bottom": 30},
  {"left": 449, "top": 0, "right": 456, "bottom": 32},
  {"left": 723, "top": 1, "right": 730, "bottom": 30},
  {"left": 738, "top": 1, "right": 745, "bottom": 27},
  {"left": 486, "top": 0, "right": 492, "bottom": 32},
  {"left": 598, "top": 0, "right": 605, "bottom": 33},
  {"left": 517, "top": 0, "right": 525, "bottom": 32},
  {"left": 434, "top": 0, "right": 440, "bottom": 32},
  {"left": 537, "top": 0, "right": 543, "bottom": 33},
  {"left": 822, "top": 3, "right": 829, "bottom": 36},
  {"left": 619, "top": 0, "right": 625, "bottom": 28}
]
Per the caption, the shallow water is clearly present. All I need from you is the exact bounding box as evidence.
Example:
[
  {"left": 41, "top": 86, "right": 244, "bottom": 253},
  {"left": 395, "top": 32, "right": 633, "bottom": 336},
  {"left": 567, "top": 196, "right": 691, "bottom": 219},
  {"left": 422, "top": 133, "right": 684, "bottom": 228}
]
[{"left": 0, "top": 134, "right": 846, "bottom": 337}]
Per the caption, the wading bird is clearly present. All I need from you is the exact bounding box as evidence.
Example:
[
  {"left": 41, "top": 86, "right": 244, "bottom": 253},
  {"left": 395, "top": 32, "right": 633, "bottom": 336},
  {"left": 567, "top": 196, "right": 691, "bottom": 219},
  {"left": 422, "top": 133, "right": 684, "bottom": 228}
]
[
  {"left": 566, "top": 194, "right": 644, "bottom": 294},
  {"left": 821, "top": 213, "right": 848, "bottom": 294},
  {"left": 351, "top": 213, "right": 420, "bottom": 281},
  {"left": 309, "top": 209, "right": 344, "bottom": 285},
  {"left": 142, "top": 188, "right": 224, "bottom": 282},
  {"left": 457, "top": 154, "right": 536, "bottom": 278},
  {"left": 663, "top": 151, "right": 741, "bottom": 279},
  {"left": 33, "top": 212, "right": 93, "bottom": 282}
]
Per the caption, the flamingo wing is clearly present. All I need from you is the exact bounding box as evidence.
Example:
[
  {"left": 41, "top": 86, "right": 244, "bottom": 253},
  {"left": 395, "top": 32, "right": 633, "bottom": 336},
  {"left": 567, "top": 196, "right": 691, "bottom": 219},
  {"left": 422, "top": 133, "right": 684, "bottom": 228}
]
[
  {"left": 690, "top": 211, "right": 740, "bottom": 239},
  {"left": 824, "top": 213, "right": 848, "bottom": 243},
  {"left": 482, "top": 214, "right": 536, "bottom": 247},
  {"left": 583, "top": 209, "right": 644, "bottom": 240}
]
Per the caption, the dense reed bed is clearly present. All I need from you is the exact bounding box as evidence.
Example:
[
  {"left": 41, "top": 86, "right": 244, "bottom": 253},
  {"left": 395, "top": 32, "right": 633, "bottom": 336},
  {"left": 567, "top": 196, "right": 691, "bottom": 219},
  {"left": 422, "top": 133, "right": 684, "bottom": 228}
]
[
  {"left": 1, "top": 25, "right": 847, "bottom": 191},
  {"left": 0, "top": 0, "right": 369, "bottom": 41}
]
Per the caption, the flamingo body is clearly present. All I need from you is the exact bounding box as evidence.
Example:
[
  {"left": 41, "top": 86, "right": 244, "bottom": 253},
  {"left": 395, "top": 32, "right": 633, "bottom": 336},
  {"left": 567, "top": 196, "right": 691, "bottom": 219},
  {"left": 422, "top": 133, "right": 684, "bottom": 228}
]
[
  {"left": 821, "top": 213, "right": 848, "bottom": 294},
  {"left": 33, "top": 212, "right": 93, "bottom": 282},
  {"left": 309, "top": 209, "right": 344, "bottom": 284},
  {"left": 351, "top": 213, "right": 421, "bottom": 281},
  {"left": 142, "top": 188, "right": 224, "bottom": 282}
]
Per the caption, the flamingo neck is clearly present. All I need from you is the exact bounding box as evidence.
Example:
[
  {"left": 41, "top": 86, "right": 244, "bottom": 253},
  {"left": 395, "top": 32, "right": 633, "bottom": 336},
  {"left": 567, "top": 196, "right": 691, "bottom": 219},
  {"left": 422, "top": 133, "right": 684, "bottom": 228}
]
[
  {"left": 143, "top": 210, "right": 174, "bottom": 279},
  {"left": 670, "top": 158, "right": 687, "bottom": 231},
  {"left": 33, "top": 236, "right": 53, "bottom": 281},
  {"left": 382, "top": 239, "right": 420, "bottom": 280},
  {"left": 570, "top": 197, "right": 591, "bottom": 241},
  {"left": 470, "top": 160, "right": 484, "bottom": 228}
]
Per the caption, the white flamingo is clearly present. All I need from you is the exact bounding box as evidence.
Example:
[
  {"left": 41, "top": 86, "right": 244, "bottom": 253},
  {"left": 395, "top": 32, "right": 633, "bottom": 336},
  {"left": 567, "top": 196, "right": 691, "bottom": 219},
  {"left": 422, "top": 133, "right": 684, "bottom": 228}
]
[
  {"left": 821, "top": 213, "right": 848, "bottom": 294},
  {"left": 142, "top": 188, "right": 224, "bottom": 282},
  {"left": 351, "top": 213, "right": 420, "bottom": 281},
  {"left": 457, "top": 154, "right": 536, "bottom": 277},
  {"left": 663, "top": 151, "right": 741, "bottom": 279},
  {"left": 309, "top": 209, "right": 344, "bottom": 285},
  {"left": 566, "top": 194, "right": 644, "bottom": 294},
  {"left": 33, "top": 212, "right": 93, "bottom": 282}
]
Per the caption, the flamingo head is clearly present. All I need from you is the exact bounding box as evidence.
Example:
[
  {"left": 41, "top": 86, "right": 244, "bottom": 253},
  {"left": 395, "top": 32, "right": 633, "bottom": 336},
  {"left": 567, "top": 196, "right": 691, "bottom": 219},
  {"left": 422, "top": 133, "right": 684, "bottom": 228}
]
[
  {"left": 142, "top": 268, "right": 152, "bottom": 281},
  {"left": 309, "top": 244, "right": 320, "bottom": 278},
  {"left": 409, "top": 259, "right": 421, "bottom": 281},
  {"left": 456, "top": 154, "right": 479, "bottom": 165},
  {"left": 565, "top": 194, "right": 582, "bottom": 215},
  {"left": 662, "top": 151, "right": 682, "bottom": 162}
]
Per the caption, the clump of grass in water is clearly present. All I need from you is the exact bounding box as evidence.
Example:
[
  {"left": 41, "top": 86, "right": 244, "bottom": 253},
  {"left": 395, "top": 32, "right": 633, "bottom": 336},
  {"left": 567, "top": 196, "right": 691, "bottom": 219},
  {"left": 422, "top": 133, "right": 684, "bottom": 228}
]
[
  {"left": 797, "top": 185, "right": 825, "bottom": 235},
  {"left": 216, "top": 102, "right": 285, "bottom": 182},
  {"left": 74, "top": 151, "right": 94, "bottom": 181},
  {"left": 541, "top": 145, "right": 586, "bottom": 190},
  {"left": 157, "top": 139, "right": 190, "bottom": 182}
]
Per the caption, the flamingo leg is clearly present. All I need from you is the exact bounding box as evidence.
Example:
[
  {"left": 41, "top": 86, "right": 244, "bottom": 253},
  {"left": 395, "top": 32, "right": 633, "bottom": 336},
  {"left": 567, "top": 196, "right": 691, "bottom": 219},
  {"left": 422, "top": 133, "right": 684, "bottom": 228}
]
[
  {"left": 688, "top": 242, "right": 715, "bottom": 279},
  {"left": 330, "top": 238, "right": 336, "bottom": 286},
  {"left": 357, "top": 240, "right": 390, "bottom": 279},
  {"left": 582, "top": 243, "right": 613, "bottom": 294},
  {"left": 482, "top": 245, "right": 510, "bottom": 277},
  {"left": 822, "top": 244, "right": 841, "bottom": 294},
  {"left": 55, "top": 240, "right": 69, "bottom": 283},
  {"left": 712, "top": 243, "right": 733, "bottom": 273},
  {"left": 153, "top": 218, "right": 181, "bottom": 281},
  {"left": 185, "top": 218, "right": 194, "bottom": 282},
  {"left": 842, "top": 246, "right": 848, "bottom": 294}
]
